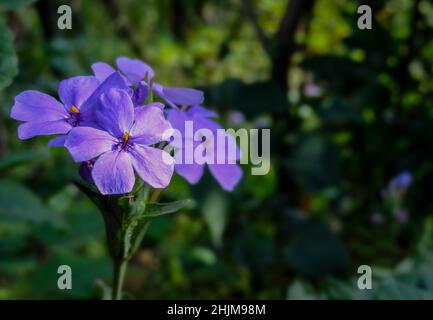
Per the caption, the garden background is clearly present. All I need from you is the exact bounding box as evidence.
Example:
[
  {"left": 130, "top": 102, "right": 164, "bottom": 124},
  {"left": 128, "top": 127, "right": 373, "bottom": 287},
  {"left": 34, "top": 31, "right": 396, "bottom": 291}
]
[{"left": 1, "top": 0, "right": 433, "bottom": 299}]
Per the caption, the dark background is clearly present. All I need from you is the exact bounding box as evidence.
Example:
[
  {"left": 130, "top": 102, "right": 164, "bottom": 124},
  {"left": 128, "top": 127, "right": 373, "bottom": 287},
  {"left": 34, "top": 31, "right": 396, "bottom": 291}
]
[{"left": 1, "top": 0, "right": 433, "bottom": 299}]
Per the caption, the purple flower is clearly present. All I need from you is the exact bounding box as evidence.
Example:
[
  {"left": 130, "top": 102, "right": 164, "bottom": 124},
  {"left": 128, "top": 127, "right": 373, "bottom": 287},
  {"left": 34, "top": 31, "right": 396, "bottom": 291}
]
[
  {"left": 91, "top": 56, "right": 204, "bottom": 108},
  {"left": 393, "top": 208, "right": 409, "bottom": 223},
  {"left": 227, "top": 111, "right": 246, "bottom": 126},
  {"left": 10, "top": 72, "right": 127, "bottom": 146},
  {"left": 370, "top": 213, "right": 384, "bottom": 225},
  {"left": 389, "top": 171, "right": 413, "bottom": 189},
  {"left": 166, "top": 105, "right": 242, "bottom": 191},
  {"left": 383, "top": 170, "right": 413, "bottom": 200},
  {"left": 65, "top": 88, "right": 175, "bottom": 195}
]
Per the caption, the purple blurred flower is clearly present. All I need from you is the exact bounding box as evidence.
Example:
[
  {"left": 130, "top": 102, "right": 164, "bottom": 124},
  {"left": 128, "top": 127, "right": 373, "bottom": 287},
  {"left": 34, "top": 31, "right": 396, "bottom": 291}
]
[
  {"left": 390, "top": 171, "right": 413, "bottom": 189},
  {"left": 227, "top": 111, "right": 246, "bottom": 126},
  {"left": 65, "top": 88, "right": 174, "bottom": 195},
  {"left": 10, "top": 72, "right": 127, "bottom": 146},
  {"left": 91, "top": 56, "right": 204, "bottom": 108},
  {"left": 383, "top": 170, "right": 413, "bottom": 200},
  {"left": 304, "top": 82, "right": 322, "bottom": 97},
  {"left": 393, "top": 208, "right": 409, "bottom": 223},
  {"left": 166, "top": 106, "right": 243, "bottom": 191},
  {"left": 370, "top": 213, "right": 384, "bottom": 225}
]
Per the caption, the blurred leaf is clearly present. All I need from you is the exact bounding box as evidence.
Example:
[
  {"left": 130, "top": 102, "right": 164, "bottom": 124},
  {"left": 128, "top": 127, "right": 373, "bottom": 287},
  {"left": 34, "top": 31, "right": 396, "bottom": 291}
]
[
  {"left": 93, "top": 279, "right": 112, "bottom": 300},
  {"left": 204, "top": 79, "right": 288, "bottom": 117},
  {"left": 284, "top": 219, "right": 349, "bottom": 278},
  {"left": 0, "top": 14, "right": 17, "bottom": 90},
  {"left": 202, "top": 190, "right": 228, "bottom": 247},
  {"left": 48, "top": 185, "right": 79, "bottom": 213},
  {"left": 0, "top": 179, "right": 64, "bottom": 227},
  {"left": 289, "top": 133, "right": 341, "bottom": 194},
  {"left": 287, "top": 280, "right": 318, "bottom": 300},
  {"left": 0, "top": 0, "right": 38, "bottom": 9},
  {"left": 0, "top": 150, "right": 50, "bottom": 172},
  {"left": 30, "top": 253, "right": 111, "bottom": 299},
  {"left": 317, "top": 98, "right": 362, "bottom": 125}
]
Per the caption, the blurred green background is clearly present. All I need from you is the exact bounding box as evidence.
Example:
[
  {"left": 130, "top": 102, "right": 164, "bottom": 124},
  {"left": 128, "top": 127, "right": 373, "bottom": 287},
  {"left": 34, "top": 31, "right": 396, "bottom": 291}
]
[{"left": 1, "top": 0, "right": 433, "bottom": 299}]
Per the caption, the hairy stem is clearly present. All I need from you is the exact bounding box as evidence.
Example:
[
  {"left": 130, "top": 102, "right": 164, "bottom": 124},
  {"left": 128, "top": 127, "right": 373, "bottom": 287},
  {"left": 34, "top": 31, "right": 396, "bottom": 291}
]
[{"left": 112, "top": 258, "right": 128, "bottom": 300}]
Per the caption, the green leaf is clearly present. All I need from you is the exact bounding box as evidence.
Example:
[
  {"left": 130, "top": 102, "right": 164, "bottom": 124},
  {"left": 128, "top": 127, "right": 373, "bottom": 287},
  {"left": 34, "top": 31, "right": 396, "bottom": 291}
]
[
  {"left": 123, "top": 198, "right": 190, "bottom": 257},
  {"left": 289, "top": 133, "right": 341, "bottom": 194},
  {"left": 0, "top": 179, "right": 64, "bottom": 227},
  {"left": 145, "top": 199, "right": 190, "bottom": 217},
  {"left": 284, "top": 219, "right": 349, "bottom": 278},
  {"left": 0, "top": 150, "right": 50, "bottom": 172},
  {"left": 203, "top": 79, "right": 288, "bottom": 117},
  {"left": 287, "top": 280, "right": 318, "bottom": 300},
  {"left": 0, "top": 14, "right": 17, "bottom": 90},
  {"left": 0, "top": 0, "right": 38, "bottom": 10},
  {"left": 202, "top": 191, "right": 227, "bottom": 247}
]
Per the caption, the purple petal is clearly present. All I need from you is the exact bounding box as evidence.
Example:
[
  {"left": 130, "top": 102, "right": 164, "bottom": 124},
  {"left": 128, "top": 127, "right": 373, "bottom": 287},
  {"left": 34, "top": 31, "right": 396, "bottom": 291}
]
[
  {"left": 144, "top": 102, "right": 165, "bottom": 110},
  {"left": 91, "top": 62, "right": 117, "bottom": 83},
  {"left": 79, "top": 72, "right": 129, "bottom": 126},
  {"left": 96, "top": 88, "right": 135, "bottom": 138},
  {"left": 130, "top": 106, "right": 172, "bottom": 145},
  {"left": 65, "top": 127, "right": 115, "bottom": 162},
  {"left": 92, "top": 150, "right": 135, "bottom": 195},
  {"left": 195, "top": 117, "right": 222, "bottom": 132},
  {"left": 208, "top": 163, "right": 243, "bottom": 191},
  {"left": 132, "top": 81, "right": 150, "bottom": 106},
  {"left": 166, "top": 108, "right": 189, "bottom": 135},
  {"left": 175, "top": 163, "right": 205, "bottom": 184},
  {"left": 10, "top": 90, "right": 67, "bottom": 122},
  {"left": 48, "top": 135, "right": 67, "bottom": 147},
  {"left": 18, "top": 120, "right": 71, "bottom": 140},
  {"left": 79, "top": 160, "right": 95, "bottom": 184},
  {"left": 58, "top": 76, "right": 99, "bottom": 109},
  {"left": 161, "top": 87, "right": 204, "bottom": 106},
  {"left": 130, "top": 145, "right": 174, "bottom": 188},
  {"left": 116, "top": 57, "right": 154, "bottom": 84},
  {"left": 188, "top": 105, "right": 218, "bottom": 119}
]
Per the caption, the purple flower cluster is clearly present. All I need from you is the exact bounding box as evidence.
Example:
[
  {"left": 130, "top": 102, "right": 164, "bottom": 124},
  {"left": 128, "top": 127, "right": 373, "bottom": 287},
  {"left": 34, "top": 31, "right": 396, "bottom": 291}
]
[{"left": 10, "top": 57, "right": 242, "bottom": 194}]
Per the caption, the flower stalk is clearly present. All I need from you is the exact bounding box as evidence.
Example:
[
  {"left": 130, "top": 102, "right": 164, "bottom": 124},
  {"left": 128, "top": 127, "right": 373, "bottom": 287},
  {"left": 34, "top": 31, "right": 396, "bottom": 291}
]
[{"left": 112, "top": 258, "right": 128, "bottom": 300}]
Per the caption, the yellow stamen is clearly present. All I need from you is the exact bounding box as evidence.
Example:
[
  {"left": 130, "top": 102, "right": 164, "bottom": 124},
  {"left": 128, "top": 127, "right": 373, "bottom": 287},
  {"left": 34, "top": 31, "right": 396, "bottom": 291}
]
[
  {"left": 70, "top": 105, "right": 80, "bottom": 114},
  {"left": 123, "top": 131, "right": 130, "bottom": 142}
]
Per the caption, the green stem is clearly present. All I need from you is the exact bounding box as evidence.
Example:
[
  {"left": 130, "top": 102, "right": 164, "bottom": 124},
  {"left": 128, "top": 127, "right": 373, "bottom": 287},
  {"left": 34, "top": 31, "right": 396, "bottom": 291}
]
[{"left": 112, "top": 258, "right": 128, "bottom": 300}]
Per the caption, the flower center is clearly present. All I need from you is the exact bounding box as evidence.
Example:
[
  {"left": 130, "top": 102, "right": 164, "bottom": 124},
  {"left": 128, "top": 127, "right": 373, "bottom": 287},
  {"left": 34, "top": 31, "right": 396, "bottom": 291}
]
[
  {"left": 67, "top": 105, "right": 81, "bottom": 127},
  {"left": 70, "top": 105, "right": 80, "bottom": 114},
  {"left": 123, "top": 131, "right": 130, "bottom": 143},
  {"left": 117, "top": 131, "right": 132, "bottom": 151}
]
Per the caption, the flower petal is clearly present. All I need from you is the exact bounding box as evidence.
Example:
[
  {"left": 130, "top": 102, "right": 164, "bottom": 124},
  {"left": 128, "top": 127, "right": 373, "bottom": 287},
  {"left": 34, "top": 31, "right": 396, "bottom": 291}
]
[
  {"left": 58, "top": 76, "right": 100, "bottom": 109},
  {"left": 48, "top": 135, "right": 67, "bottom": 147},
  {"left": 91, "top": 62, "right": 117, "bottom": 83},
  {"left": 79, "top": 72, "right": 129, "bottom": 126},
  {"left": 175, "top": 163, "right": 205, "bottom": 184},
  {"left": 116, "top": 57, "right": 154, "bottom": 84},
  {"left": 130, "top": 106, "right": 172, "bottom": 145},
  {"left": 10, "top": 90, "right": 67, "bottom": 122},
  {"left": 18, "top": 120, "right": 71, "bottom": 140},
  {"left": 188, "top": 105, "right": 218, "bottom": 119},
  {"left": 130, "top": 145, "right": 174, "bottom": 188},
  {"left": 65, "top": 127, "right": 115, "bottom": 162},
  {"left": 132, "top": 81, "right": 149, "bottom": 106},
  {"left": 96, "top": 88, "right": 135, "bottom": 138},
  {"left": 92, "top": 150, "right": 135, "bottom": 195},
  {"left": 208, "top": 163, "right": 243, "bottom": 191},
  {"left": 166, "top": 108, "right": 188, "bottom": 133},
  {"left": 162, "top": 87, "right": 204, "bottom": 106}
]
